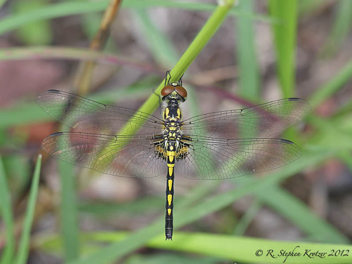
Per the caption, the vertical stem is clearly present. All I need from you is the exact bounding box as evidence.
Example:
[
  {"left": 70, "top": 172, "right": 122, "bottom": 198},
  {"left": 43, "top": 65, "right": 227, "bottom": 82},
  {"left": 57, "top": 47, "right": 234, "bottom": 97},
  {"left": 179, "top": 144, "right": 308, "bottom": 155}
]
[
  {"left": 236, "top": 0, "right": 260, "bottom": 101},
  {"left": 74, "top": 0, "right": 123, "bottom": 95},
  {"left": 269, "top": 0, "right": 298, "bottom": 97}
]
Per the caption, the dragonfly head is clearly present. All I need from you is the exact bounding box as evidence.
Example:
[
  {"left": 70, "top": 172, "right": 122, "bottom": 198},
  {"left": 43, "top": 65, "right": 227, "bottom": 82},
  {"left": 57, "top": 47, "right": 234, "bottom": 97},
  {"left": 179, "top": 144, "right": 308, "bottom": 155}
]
[{"left": 161, "top": 83, "right": 188, "bottom": 103}]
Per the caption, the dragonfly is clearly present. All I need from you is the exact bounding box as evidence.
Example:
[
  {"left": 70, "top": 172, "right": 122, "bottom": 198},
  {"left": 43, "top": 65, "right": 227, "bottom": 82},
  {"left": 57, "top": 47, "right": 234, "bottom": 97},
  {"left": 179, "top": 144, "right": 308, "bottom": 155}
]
[{"left": 37, "top": 73, "right": 310, "bottom": 240}]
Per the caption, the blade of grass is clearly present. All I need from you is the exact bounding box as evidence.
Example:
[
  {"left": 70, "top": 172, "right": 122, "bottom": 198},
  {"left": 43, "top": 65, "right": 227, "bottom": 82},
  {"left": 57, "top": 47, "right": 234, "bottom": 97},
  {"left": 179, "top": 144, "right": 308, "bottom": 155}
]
[
  {"left": 269, "top": 0, "right": 298, "bottom": 97},
  {"left": 14, "top": 154, "right": 42, "bottom": 264},
  {"left": 0, "top": 0, "right": 275, "bottom": 36},
  {"left": 0, "top": 1, "right": 107, "bottom": 35},
  {"left": 0, "top": 47, "right": 158, "bottom": 73},
  {"left": 58, "top": 159, "right": 79, "bottom": 261},
  {"left": 322, "top": 0, "right": 352, "bottom": 56},
  {"left": 74, "top": 0, "right": 122, "bottom": 95},
  {"left": 12, "top": 0, "right": 53, "bottom": 45},
  {"left": 236, "top": 0, "right": 260, "bottom": 101},
  {"left": 309, "top": 59, "right": 352, "bottom": 109},
  {"left": 235, "top": 0, "right": 261, "bottom": 142},
  {"left": 0, "top": 156, "right": 15, "bottom": 264},
  {"left": 36, "top": 231, "right": 352, "bottom": 263},
  {"left": 148, "top": 232, "right": 352, "bottom": 263}
]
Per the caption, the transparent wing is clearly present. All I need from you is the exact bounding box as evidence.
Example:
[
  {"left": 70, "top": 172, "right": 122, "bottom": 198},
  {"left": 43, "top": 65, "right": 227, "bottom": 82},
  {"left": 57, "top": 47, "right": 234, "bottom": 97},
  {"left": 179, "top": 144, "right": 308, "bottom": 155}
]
[
  {"left": 175, "top": 137, "right": 301, "bottom": 180},
  {"left": 182, "top": 98, "right": 310, "bottom": 139},
  {"left": 42, "top": 132, "right": 166, "bottom": 178},
  {"left": 37, "top": 89, "right": 163, "bottom": 135}
]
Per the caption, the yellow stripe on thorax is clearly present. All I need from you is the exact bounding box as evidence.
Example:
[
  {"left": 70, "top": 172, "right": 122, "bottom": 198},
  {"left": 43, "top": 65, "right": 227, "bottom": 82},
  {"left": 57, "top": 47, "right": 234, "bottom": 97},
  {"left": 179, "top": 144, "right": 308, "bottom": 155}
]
[
  {"left": 177, "top": 108, "right": 182, "bottom": 119},
  {"left": 164, "top": 107, "right": 170, "bottom": 120}
]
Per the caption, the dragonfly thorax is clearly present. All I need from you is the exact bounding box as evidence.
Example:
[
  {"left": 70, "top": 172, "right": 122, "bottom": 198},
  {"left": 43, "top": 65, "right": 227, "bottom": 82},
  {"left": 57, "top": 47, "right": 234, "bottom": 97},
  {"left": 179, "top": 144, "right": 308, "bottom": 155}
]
[{"left": 162, "top": 105, "right": 183, "bottom": 141}]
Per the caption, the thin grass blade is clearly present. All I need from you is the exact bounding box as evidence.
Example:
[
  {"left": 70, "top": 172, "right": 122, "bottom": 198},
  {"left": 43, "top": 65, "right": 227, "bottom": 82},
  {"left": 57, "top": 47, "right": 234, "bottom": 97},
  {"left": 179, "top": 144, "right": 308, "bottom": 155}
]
[
  {"left": 0, "top": 0, "right": 274, "bottom": 36},
  {"left": 236, "top": 0, "right": 260, "bottom": 101},
  {"left": 14, "top": 155, "right": 42, "bottom": 264},
  {"left": 59, "top": 159, "right": 79, "bottom": 261},
  {"left": 148, "top": 232, "right": 352, "bottom": 263},
  {"left": 269, "top": 0, "right": 298, "bottom": 97}
]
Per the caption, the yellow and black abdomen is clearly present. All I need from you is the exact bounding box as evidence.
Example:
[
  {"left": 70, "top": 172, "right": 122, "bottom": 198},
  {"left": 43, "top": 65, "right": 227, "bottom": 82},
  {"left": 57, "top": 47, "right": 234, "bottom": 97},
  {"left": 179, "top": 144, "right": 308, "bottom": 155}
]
[
  {"left": 163, "top": 105, "right": 183, "bottom": 240},
  {"left": 165, "top": 141, "right": 176, "bottom": 240}
]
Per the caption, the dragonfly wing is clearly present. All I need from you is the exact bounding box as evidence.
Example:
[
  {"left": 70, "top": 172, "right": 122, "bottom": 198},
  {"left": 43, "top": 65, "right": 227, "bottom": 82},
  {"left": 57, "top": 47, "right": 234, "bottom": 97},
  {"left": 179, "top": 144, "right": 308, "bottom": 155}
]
[
  {"left": 182, "top": 98, "right": 310, "bottom": 139},
  {"left": 37, "top": 89, "right": 163, "bottom": 135},
  {"left": 42, "top": 132, "right": 166, "bottom": 178},
  {"left": 175, "top": 137, "right": 301, "bottom": 180}
]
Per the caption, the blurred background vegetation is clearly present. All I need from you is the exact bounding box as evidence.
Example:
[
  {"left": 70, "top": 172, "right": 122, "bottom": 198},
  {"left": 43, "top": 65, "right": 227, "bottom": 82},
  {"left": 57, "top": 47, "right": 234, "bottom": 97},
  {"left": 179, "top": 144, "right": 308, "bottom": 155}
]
[{"left": 0, "top": 0, "right": 352, "bottom": 263}]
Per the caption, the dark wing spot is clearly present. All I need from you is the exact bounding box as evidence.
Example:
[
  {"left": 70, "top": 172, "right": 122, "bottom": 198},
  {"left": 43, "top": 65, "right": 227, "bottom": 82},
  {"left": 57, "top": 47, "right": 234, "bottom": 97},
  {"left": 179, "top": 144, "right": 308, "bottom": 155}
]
[
  {"left": 288, "top": 98, "right": 300, "bottom": 101},
  {"left": 49, "top": 132, "right": 64, "bottom": 137},
  {"left": 280, "top": 139, "right": 294, "bottom": 144},
  {"left": 47, "top": 89, "right": 61, "bottom": 94}
]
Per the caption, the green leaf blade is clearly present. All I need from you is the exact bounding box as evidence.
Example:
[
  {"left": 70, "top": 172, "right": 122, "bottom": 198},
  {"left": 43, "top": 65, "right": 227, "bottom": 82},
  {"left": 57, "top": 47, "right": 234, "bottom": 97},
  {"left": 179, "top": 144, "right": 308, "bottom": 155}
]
[{"left": 14, "top": 155, "right": 42, "bottom": 264}]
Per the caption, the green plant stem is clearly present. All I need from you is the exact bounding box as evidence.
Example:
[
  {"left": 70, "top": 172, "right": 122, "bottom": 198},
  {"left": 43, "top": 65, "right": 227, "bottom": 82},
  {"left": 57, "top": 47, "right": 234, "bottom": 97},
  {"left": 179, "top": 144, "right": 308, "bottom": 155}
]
[
  {"left": 59, "top": 160, "right": 79, "bottom": 261},
  {"left": 269, "top": 0, "right": 298, "bottom": 97},
  {"left": 14, "top": 155, "right": 42, "bottom": 264},
  {"left": 0, "top": 47, "right": 157, "bottom": 72},
  {"left": 36, "top": 231, "right": 352, "bottom": 263},
  {"left": 236, "top": 0, "right": 260, "bottom": 101}
]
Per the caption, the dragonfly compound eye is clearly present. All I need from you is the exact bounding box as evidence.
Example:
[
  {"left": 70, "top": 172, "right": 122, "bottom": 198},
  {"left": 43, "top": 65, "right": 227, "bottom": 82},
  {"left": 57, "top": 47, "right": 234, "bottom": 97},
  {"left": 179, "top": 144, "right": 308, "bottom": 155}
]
[
  {"left": 174, "top": 86, "right": 187, "bottom": 99},
  {"left": 161, "top": 85, "right": 175, "bottom": 97}
]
